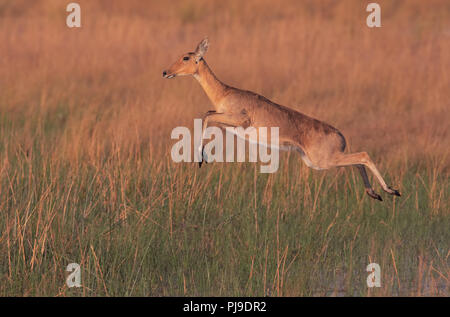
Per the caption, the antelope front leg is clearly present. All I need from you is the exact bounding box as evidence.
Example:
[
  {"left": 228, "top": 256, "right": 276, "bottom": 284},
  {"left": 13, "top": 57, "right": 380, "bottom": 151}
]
[
  {"left": 198, "top": 111, "right": 250, "bottom": 167},
  {"left": 198, "top": 110, "right": 216, "bottom": 167}
]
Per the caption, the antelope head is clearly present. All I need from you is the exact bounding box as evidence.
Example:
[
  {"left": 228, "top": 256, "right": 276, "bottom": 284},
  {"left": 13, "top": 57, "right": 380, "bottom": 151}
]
[{"left": 162, "top": 38, "right": 209, "bottom": 79}]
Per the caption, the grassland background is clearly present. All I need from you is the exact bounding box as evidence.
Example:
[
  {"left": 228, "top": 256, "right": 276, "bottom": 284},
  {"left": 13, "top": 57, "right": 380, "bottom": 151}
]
[{"left": 0, "top": 0, "right": 448, "bottom": 296}]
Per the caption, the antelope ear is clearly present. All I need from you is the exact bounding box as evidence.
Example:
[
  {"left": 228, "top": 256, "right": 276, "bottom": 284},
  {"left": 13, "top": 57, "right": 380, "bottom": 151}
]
[{"left": 194, "top": 37, "right": 209, "bottom": 62}]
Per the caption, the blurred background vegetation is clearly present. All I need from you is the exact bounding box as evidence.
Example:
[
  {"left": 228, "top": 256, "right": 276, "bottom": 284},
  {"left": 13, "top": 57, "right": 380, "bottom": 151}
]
[{"left": 0, "top": 0, "right": 448, "bottom": 296}]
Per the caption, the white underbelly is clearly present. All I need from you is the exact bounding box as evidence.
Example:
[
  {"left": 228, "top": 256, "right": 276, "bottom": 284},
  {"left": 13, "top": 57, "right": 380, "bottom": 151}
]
[
  {"left": 225, "top": 128, "right": 290, "bottom": 151},
  {"left": 225, "top": 128, "right": 323, "bottom": 169}
]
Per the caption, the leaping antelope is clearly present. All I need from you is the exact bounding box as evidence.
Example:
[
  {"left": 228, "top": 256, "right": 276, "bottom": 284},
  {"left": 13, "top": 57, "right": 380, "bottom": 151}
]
[{"left": 162, "top": 38, "right": 401, "bottom": 201}]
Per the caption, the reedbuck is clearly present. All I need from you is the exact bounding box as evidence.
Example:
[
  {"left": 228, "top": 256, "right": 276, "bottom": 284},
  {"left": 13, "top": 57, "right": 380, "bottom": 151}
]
[{"left": 162, "top": 38, "right": 401, "bottom": 201}]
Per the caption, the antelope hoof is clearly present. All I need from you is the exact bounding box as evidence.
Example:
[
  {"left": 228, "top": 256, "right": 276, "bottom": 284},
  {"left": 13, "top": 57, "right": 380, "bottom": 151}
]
[
  {"left": 198, "top": 158, "right": 208, "bottom": 168},
  {"left": 386, "top": 186, "right": 401, "bottom": 197},
  {"left": 199, "top": 158, "right": 209, "bottom": 168},
  {"left": 198, "top": 147, "right": 208, "bottom": 168},
  {"left": 366, "top": 189, "right": 383, "bottom": 201}
]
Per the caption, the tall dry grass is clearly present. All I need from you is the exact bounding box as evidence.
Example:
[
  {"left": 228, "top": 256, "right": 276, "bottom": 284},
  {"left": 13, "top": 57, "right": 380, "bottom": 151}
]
[
  {"left": 0, "top": 0, "right": 448, "bottom": 296},
  {"left": 0, "top": 0, "right": 448, "bottom": 164}
]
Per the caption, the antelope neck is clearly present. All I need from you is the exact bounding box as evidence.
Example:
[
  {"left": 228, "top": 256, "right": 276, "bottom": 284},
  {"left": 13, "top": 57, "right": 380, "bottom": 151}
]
[{"left": 193, "top": 59, "right": 228, "bottom": 108}]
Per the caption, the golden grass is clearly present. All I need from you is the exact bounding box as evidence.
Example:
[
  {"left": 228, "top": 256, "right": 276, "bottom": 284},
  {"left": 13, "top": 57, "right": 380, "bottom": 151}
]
[{"left": 0, "top": 0, "right": 448, "bottom": 165}]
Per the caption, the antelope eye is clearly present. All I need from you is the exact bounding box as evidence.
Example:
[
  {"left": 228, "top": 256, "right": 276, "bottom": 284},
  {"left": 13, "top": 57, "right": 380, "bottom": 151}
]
[{"left": 183, "top": 56, "right": 190, "bottom": 61}]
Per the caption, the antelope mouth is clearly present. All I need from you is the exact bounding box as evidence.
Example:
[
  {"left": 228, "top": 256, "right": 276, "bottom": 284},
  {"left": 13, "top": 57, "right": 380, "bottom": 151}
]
[{"left": 162, "top": 70, "right": 176, "bottom": 79}]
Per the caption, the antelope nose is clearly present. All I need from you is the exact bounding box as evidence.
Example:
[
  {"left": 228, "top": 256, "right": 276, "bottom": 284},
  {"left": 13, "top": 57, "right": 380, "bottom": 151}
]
[{"left": 162, "top": 71, "right": 167, "bottom": 77}]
